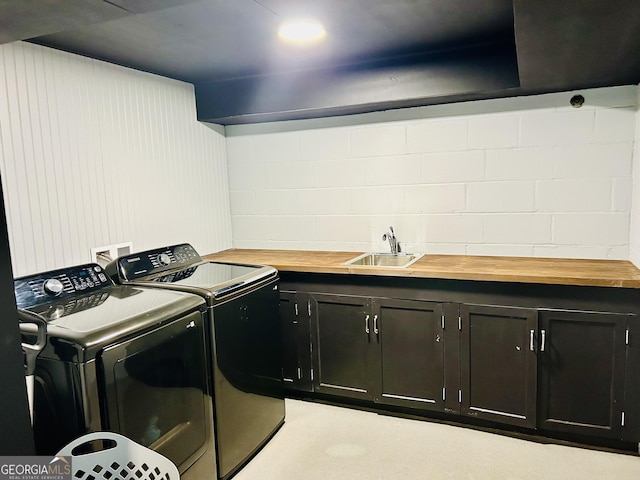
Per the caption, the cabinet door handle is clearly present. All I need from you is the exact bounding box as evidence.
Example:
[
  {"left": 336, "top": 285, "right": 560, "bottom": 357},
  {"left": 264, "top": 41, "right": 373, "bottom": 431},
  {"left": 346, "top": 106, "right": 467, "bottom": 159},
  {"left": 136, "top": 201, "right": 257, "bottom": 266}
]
[
  {"left": 365, "top": 314, "right": 370, "bottom": 334},
  {"left": 529, "top": 330, "right": 535, "bottom": 351},
  {"left": 373, "top": 315, "right": 379, "bottom": 334},
  {"left": 540, "top": 329, "right": 546, "bottom": 352}
]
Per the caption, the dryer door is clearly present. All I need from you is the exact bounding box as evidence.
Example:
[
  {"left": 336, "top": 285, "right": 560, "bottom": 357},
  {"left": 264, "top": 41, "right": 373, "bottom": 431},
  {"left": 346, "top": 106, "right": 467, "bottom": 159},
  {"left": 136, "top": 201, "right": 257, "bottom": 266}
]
[{"left": 101, "top": 310, "right": 209, "bottom": 472}]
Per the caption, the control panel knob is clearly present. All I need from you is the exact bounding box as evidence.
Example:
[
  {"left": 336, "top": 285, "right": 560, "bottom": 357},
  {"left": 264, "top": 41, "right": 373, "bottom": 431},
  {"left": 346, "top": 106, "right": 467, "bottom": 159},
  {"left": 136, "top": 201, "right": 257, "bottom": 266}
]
[
  {"left": 49, "top": 305, "right": 66, "bottom": 319},
  {"left": 43, "top": 278, "right": 64, "bottom": 296},
  {"left": 157, "top": 253, "right": 172, "bottom": 266}
]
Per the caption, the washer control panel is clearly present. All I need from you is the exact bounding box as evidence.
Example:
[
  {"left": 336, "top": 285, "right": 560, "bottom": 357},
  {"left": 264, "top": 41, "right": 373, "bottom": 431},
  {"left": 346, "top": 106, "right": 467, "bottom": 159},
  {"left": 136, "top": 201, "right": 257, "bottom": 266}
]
[
  {"left": 14, "top": 263, "right": 113, "bottom": 309},
  {"left": 110, "top": 243, "right": 202, "bottom": 281},
  {"left": 152, "top": 265, "right": 198, "bottom": 283}
]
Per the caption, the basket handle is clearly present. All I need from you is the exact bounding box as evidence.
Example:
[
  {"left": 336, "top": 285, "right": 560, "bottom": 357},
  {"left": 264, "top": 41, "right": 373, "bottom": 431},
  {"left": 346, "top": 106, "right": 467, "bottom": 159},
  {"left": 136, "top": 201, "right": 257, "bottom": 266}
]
[
  {"left": 56, "top": 432, "right": 130, "bottom": 457},
  {"left": 56, "top": 432, "right": 180, "bottom": 480}
]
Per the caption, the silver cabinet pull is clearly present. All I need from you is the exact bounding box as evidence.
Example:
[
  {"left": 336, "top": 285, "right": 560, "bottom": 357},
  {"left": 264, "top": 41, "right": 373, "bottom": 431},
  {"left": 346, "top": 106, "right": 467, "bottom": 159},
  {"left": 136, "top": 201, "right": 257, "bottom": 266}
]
[
  {"left": 530, "top": 330, "right": 535, "bottom": 351},
  {"left": 540, "top": 329, "right": 546, "bottom": 352},
  {"left": 373, "top": 315, "right": 379, "bottom": 334},
  {"left": 365, "top": 314, "right": 370, "bottom": 334}
]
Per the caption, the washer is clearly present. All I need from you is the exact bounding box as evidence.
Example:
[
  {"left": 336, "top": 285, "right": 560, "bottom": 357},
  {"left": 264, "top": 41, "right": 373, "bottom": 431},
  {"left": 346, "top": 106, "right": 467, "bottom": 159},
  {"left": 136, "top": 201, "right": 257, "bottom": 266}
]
[
  {"left": 106, "top": 243, "right": 285, "bottom": 480},
  {"left": 14, "top": 263, "right": 215, "bottom": 479}
]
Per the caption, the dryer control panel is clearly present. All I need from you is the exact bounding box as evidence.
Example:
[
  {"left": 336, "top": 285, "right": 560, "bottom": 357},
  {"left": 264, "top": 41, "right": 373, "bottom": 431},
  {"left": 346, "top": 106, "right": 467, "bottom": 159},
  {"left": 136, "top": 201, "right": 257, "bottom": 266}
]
[
  {"left": 14, "top": 263, "right": 113, "bottom": 309},
  {"left": 107, "top": 243, "right": 202, "bottom": 281}
]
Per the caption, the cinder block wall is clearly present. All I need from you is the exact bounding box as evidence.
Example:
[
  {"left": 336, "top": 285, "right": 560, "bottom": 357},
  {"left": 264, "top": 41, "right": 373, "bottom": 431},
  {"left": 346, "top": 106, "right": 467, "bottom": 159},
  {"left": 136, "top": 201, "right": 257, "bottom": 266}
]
[
  {"left": 631, "top": 85, "right": 640, "bottom": 267},
  {"left": 225, "top": 86, "right": 636, "bottom": 260}
]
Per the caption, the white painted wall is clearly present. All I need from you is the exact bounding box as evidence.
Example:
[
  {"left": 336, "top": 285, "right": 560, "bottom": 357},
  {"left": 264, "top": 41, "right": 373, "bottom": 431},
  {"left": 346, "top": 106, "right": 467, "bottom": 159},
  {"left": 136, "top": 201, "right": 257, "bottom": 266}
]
[
  {"left": 226, "top": 86, "right": 637, "bottom": 260},
  {"left": 0, "top": 42, "right": 232, "bottom": 276},
  {"left": 0, "top": 41, "right": 637, "bottom": 270},
  {"left": 630, "top": 85, "right": 640, "bottom": 267}
]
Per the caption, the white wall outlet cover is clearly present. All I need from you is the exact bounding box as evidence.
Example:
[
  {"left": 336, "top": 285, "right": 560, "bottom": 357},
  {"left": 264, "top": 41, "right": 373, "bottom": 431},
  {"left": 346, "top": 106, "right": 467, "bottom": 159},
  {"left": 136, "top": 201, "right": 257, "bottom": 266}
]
[{"left": 91, "top": 241, "right": 133, "bottom": 266}]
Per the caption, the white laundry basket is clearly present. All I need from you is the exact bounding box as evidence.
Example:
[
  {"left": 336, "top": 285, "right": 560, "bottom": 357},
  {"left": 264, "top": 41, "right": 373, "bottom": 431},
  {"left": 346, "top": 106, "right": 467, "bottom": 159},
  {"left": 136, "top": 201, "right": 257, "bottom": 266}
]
[{"left": 56, "top": 432, "right": 179, "bottom": 480}]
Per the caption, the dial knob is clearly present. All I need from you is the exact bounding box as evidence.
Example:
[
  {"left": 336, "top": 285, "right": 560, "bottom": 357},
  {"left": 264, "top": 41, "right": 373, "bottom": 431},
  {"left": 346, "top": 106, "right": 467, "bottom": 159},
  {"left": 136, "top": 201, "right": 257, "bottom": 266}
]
[
  {"left": 43, "top": 278, "right": 64, "bottom": 296},
  {"left": 157, "top": 253, "right": 172, "bottom": 266},
  {"left": 49, "top": 305, "right": 66, "bottom": 320}
]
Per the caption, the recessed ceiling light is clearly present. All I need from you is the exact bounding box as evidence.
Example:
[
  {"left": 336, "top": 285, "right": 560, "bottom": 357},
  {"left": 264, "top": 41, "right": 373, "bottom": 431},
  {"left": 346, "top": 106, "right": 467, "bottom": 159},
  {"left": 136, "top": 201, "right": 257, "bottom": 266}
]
[{"left": 278, "top": 19, "right": 326, "bottom": 42}]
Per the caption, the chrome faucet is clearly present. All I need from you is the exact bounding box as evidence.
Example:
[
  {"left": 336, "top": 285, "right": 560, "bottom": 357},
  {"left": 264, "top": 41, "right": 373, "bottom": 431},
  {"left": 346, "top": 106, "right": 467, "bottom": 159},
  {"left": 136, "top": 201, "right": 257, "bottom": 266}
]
[{"left": 382, "top": 226, "right": 398, "bottom": 254}]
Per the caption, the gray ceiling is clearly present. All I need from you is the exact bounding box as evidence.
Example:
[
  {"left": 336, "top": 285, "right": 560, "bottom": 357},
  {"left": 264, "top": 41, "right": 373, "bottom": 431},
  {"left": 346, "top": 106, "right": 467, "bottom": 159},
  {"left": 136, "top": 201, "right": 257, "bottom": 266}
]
[{"left": 2, "top": 0, "right": 640, "bottom": 124}]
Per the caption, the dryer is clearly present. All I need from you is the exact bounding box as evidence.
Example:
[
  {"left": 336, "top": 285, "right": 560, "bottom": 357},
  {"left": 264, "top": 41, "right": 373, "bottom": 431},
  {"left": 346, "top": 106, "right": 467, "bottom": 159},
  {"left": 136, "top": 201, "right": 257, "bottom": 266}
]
[
  {"left": 14, "top": 263, "right": 215, "bottom": 478},
  {"left": 106, "top": 244, "right": 285, "bottom": 480}
]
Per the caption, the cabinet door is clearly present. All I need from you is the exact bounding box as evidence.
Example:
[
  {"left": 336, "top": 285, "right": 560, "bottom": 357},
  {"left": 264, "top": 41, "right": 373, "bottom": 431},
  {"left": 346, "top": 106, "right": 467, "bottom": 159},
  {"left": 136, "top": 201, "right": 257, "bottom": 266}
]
[
  {"left": 280, "top": 292, "right": 313, "bottom": 392},
  {"left": 624, "top": 316, "right": 640, "bottom": 441},
  {"left": 311, "top": 294, "right": 374, "bottom": 400},
  {"left": 280, "top": 292, "right": 298, "bottom": 385},
  {"left": 460, "top": 304, "right": 538, "bottom": 429},
  {"left": 538, "top": 310, "right": 628, "bottom": 438},
  {"left": 373, "top": 299, "right": 444, "bottom": 412}
]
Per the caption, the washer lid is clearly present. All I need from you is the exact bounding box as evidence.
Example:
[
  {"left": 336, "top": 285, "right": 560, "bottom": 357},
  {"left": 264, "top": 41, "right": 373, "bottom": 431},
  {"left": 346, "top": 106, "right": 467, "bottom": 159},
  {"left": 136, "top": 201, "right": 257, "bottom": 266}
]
[
  {"left": 149, "top": 261, "right": 276, "bottom": 297},
  {"left": 106, "top": 243, "right": 277, "bottom": 299},
  {"left": 23, "top": 285, "right": 204, "bottom": 347}
]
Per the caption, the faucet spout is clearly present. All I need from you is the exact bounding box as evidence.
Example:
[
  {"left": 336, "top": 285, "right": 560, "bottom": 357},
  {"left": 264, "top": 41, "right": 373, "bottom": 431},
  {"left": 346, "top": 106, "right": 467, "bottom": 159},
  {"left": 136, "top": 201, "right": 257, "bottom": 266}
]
[{"left": 382, "top": 226, "right": 398, "bottom": 254}]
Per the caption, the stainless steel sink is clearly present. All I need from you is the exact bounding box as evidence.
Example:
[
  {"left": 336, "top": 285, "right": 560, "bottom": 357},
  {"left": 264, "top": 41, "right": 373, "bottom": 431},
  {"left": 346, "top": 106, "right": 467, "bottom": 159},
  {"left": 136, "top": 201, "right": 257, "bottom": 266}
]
[{"left": 343, "top": 252, "right": 423, "bottom": 268}]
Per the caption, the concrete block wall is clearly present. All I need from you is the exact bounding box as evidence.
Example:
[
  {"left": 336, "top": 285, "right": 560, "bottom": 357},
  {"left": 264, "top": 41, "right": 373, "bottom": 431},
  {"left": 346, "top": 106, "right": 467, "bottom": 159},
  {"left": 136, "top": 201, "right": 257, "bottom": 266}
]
[
  {"left": 226, "top": 85, "right": 636, "bottom": 259},
  {"left": 631, "top": 85, "right": 640, "bottom": 267}
]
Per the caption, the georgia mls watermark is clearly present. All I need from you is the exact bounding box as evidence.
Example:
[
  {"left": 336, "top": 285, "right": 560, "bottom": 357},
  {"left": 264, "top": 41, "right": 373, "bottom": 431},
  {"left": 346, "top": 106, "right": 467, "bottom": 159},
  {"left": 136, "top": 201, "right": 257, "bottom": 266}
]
[{"left": 0, "top": 457, "right": 71, "bottom": 480}]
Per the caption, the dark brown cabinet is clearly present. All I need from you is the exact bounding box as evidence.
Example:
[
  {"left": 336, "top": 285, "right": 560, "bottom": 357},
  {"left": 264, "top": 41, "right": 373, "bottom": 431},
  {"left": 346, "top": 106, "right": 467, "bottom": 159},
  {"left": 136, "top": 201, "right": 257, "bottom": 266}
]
[
  {"left": 374, "top": 298, "right": 444, "bottom": 411},
  {"left": 280, "top": 291, "right": 298, "bottom": 385},
  {"left": 310, "top": 293, "right": 445, "bottom": 410},
  {"left": 279, "top": 291, "right": 313, "bottom": 392},
  {"left": 278, "top": 273, "right": 640, "bottom": 447},
  {"left": 537, "top": 310, "right": 629, "bottom": 439},
  {"left": 311, "top": 294, "right": 374, "bottom": 400},
  {"left": 460, "top": 304, "right": 538, "bottom": 428}
]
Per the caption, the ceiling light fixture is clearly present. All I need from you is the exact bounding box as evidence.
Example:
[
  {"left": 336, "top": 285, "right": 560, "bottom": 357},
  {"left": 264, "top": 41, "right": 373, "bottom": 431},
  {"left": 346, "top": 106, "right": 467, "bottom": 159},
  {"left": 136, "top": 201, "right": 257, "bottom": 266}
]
[{"left": 278, "top": 19, "right": 326, "bottom": 42}]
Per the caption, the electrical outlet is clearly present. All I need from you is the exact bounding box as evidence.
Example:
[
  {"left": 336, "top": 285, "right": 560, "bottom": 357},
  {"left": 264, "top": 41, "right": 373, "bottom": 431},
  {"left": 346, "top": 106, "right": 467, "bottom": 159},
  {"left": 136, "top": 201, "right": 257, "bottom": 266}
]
[{"left": 91, "top": 241, "right": 133, "bottom": 267}]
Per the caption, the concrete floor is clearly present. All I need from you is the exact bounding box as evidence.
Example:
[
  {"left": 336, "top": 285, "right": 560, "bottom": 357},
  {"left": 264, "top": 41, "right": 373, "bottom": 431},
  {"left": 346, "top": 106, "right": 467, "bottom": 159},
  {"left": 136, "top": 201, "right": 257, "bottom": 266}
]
[{"left": 233, "top": 399, "right": 640, "bottom": 480}]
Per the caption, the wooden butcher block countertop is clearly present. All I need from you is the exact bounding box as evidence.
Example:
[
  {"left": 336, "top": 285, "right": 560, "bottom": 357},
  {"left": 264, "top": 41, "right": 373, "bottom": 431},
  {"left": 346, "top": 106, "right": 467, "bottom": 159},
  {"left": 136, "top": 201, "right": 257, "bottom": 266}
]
[{"left": 204, "top": 249, "right": 640, "bottom": 289}]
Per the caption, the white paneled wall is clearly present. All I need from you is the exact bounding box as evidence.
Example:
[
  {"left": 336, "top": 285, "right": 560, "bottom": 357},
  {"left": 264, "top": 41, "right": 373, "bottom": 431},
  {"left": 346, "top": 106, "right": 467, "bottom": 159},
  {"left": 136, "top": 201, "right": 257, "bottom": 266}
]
[
  {"left": 631, "top": 85, "right": 640, "bottom": 267},
  {"left": 0, "top": 42, "right": 232, "bottom": 276},
  {"left": 226, "top": 86, "right": 637, "bottom": 260}
]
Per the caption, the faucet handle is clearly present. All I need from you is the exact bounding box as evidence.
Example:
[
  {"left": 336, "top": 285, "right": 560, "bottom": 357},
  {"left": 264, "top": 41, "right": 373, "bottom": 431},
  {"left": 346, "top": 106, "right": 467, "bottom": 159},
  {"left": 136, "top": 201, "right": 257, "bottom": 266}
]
[{"left": 383, "top": 226, "right": 398, "bottom": 254}]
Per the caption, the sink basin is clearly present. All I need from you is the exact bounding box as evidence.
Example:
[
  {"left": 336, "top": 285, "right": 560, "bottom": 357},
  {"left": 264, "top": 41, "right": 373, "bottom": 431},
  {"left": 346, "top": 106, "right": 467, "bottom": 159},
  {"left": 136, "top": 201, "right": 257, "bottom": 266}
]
[{"left": 343, "top": 252, "right": 423, "bottom": 268}]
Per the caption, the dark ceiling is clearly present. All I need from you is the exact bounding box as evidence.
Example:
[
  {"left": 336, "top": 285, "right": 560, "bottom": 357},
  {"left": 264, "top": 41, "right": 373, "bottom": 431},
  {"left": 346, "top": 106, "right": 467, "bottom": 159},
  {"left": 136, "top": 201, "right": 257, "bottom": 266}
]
[{"left": 1, "top": 0, "right": 640, "bottom": 124}]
